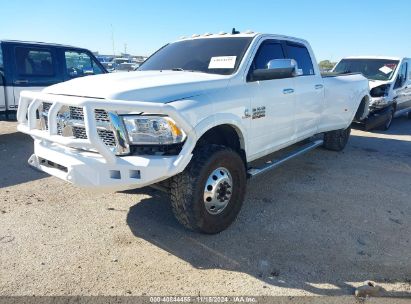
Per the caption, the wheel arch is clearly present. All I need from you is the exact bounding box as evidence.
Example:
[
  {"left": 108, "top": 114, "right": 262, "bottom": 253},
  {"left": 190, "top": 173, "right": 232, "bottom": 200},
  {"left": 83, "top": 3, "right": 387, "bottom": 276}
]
[
  {"left": 193, "top": 115, "right": 248, "bottom": 164},
  {"left": 354, "top": 93, "right": 371, "bottom": 122}
]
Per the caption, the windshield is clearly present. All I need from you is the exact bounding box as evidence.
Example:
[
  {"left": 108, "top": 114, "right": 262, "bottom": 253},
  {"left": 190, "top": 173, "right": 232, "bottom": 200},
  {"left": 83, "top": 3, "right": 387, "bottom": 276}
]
[
  {"left": 138, "top": 37, "right": 253, "bottom": 75},
  {"left": 333, "top": 59, "right": 399, "bottom": 81}
]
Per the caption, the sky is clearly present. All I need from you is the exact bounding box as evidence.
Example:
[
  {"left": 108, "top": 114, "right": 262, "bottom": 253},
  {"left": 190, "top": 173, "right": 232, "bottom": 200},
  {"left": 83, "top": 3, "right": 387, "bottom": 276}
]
[{"left": 0, "top": 0, "right": 410, "bottom": 62}]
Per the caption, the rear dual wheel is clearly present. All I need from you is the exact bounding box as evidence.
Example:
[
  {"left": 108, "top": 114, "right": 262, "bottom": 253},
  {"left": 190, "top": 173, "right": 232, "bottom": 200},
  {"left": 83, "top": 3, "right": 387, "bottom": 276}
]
[{"left": 323, "top": 127, "right": 351, "bottom": 151}]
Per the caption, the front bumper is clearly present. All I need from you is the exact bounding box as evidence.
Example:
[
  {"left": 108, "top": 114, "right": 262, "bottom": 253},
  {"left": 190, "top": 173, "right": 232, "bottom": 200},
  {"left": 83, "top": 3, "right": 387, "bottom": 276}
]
[
  {"left": 355, "top": 105, "right": 393, "bottom": 131},
  {"left": 29, "top": 140, "right": 181, "bottom": 191},
  {"left": 17, "top": 91, "right": 196, "bottom": 191},
  {"left": 369, "top": 96, "right": 392, "bottom": 109}
]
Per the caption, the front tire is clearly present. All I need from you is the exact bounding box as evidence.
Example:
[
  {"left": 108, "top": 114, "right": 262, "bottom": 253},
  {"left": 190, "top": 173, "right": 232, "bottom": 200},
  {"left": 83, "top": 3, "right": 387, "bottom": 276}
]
[
  {"left": 323, "top": 127, "right": 351, "bottom": 151},
  {"left": 381, "top": 107, "right": 394, "bottom": 130},
  {"left": 170, "top": 145, "right": 247, "bottom": 234}
]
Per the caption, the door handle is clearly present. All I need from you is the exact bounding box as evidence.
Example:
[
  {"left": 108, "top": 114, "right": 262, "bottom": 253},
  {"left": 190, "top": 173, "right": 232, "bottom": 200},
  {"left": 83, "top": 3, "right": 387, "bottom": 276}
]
[
  {"left": 283, "top": 88, "right": 294, "bottom": 94},
  {"left": 15, "top": 80, "right": 29, "bottom": 84},
  {"left": 315, "top": 84, "right": 324, "bottom": 90}
]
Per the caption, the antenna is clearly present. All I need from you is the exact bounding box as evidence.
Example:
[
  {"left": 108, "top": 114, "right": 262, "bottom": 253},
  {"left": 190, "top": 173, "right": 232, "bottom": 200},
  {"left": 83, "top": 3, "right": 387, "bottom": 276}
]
[
  {"left": 232, "top": 28, "right": 240, "bottom": 34},
  {"left": 111, "top": 24, "right": 115, "bottom": 57}
]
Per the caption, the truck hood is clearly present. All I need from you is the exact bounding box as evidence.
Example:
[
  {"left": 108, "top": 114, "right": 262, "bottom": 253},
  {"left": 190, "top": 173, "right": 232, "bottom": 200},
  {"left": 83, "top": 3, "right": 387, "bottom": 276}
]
[
  {"left": 368, "top": 79, "right": 391, "bottom": 90},
  {"left": 43, "top": 70, "right": 230, "bottom": 102}
]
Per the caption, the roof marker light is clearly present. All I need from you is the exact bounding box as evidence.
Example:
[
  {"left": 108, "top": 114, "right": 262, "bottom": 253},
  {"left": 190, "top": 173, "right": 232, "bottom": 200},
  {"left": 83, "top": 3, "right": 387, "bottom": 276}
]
[
  {"left": 219, "top": 32, "right": 227, "bottom": 35},
  {"left": 203, "top": 32, "right": 212, "bottom": 36},
  {"left": 244, "top": 30, "right": 254, "bottom": 34},
  {"left": 192, "top": 34, "right": 200, "bottom": 38}
]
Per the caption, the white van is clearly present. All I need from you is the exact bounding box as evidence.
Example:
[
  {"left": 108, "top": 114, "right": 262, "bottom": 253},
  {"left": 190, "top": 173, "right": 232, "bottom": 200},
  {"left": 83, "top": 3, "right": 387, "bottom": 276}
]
[{"left": 333, "top": 56, "right": 411, "bottom": 130}]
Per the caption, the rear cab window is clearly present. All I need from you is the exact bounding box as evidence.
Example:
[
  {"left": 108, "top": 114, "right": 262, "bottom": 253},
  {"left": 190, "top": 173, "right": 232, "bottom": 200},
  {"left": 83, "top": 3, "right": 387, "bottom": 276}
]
[
  {"left": 64, "top": 50, "right": 104, "bottom": 79},
  {"left": 14, "top": 46, "right": 61, "bottom": 86},
  {"left": 285, "top": 42, "right": 315, "bottom": 76},
  {"left": 15, "top": 47, "right": 55, "bottom": 77}
]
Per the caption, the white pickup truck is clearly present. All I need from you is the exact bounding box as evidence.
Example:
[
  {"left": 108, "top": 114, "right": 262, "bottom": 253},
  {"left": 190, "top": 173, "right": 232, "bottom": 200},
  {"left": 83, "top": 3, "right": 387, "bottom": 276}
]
[{"left": 17, "top": 32, "right": 370, "bottom": 233}]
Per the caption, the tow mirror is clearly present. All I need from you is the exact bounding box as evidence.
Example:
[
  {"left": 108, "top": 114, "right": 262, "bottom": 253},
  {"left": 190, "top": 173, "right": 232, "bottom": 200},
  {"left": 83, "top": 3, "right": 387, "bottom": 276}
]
[{"left": 251, "top": 59, "right": 300, "bottom": 81}]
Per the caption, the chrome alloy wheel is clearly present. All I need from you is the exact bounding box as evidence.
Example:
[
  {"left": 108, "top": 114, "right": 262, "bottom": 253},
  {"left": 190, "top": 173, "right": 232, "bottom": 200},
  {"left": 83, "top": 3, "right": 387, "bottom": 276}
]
[{"left": 203, "top": 167, "right": 233, "bottom": 215}]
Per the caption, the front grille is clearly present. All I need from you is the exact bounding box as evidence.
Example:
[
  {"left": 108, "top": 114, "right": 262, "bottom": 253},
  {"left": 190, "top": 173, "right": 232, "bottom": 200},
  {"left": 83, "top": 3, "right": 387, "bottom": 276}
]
[
  {"left": 97, "top": 129, "right": 116, "bottom": 146},
  {"left": 69, "top": 106, "right": 110, "bottom": 122},
  {"left": 72, "top": 126, "right": 87, "bottom": 139},
  {"left": 69, "top": 106, "right": 84, "bottom": 121},
  {"left": 94, "top": 109, "right": 111, "bottom": 122},
  {"left": 40, "top": 102, "right": 117, "bottom": 149},
  {"left": 43, "top": 102, "right": 52, "bottom": 112},
  {"left": 72, "top": 126, "right": 116, "bottom": 147}
]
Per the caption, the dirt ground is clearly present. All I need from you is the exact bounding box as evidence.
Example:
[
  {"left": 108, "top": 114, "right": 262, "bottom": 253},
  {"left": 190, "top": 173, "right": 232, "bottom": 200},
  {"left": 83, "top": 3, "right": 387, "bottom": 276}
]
[{"left": 0, "top": 118, "right": 410, "bottom": 297}]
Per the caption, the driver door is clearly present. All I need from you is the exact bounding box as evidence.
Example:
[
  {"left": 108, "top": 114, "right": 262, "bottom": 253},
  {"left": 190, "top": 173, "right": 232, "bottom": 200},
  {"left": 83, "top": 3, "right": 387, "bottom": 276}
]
[{"left": 246, "top": 39, "right": 296, "bottom": 157}]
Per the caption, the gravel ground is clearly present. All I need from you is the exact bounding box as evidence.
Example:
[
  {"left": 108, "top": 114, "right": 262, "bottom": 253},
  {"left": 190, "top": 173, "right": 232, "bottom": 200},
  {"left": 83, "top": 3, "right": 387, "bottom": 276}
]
[{"left": 0, "top": 118, "right": 410, "bottom": 297}]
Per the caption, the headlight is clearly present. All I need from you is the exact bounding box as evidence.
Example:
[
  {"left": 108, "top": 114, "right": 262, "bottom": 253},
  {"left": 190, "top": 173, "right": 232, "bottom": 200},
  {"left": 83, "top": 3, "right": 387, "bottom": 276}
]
[
  {"left": 370, "top": 84, "right": 390, "bottom": 97},
  {"left": 122, "top": 115, "right": 186, "bottom": 145}
]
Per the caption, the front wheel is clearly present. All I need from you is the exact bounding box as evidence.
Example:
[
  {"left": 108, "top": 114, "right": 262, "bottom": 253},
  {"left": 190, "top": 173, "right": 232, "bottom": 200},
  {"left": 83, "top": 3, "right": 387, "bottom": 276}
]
[
  {"left": 170, "top": 145, "right": 247, "bottom": 234},
  {"left": 381, "top": 107, "right": 395, "bottom": 130},
  {"left": 323, "top": 127, "right": 351, "bottom": 151}
]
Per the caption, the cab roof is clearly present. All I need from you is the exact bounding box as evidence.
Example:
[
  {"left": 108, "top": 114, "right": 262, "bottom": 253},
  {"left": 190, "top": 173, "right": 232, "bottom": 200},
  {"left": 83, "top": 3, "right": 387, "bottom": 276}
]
[
  {"left": 343, "top": 56, "right": 409, "bottom": 61},
  {"left": 0, "top": 39, "right": 85, "bottom": 49},
  {"left": 176, "top": 32, "right": 309, "bottom": 45}
]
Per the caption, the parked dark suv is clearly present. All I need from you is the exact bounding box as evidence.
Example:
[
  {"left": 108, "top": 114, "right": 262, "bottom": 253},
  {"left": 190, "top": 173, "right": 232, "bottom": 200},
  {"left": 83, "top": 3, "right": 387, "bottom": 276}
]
[{"left": 0, "top": 40, "right": 107, "bottom": 120}]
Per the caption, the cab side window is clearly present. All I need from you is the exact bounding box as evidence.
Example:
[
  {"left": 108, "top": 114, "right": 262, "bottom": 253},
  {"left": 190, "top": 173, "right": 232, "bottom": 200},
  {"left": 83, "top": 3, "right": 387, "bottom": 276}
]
[
  {"left": 285, "top": 43, "right": 314, "bottom": 76},
  {"left": 394, "top": 63, "right": 407, "bottom": 89},
  {"left": 15, "top": 47, "right": 55, "bottom": 76},
  {"left": 248, "top": 40, "right": 284, "bottom": 81},
  {"left": 253, "top": 41, "right": 285, "bottom": 70},
  {"left": 65, "top": 51, "right": 103, "bottom": 79}
]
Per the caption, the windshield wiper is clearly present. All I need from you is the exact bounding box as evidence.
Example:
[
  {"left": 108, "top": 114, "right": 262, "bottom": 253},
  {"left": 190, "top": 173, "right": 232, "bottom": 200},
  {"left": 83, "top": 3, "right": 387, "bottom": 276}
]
[{"left": 169, "top": 68, "right": 209, "bottom": 74}]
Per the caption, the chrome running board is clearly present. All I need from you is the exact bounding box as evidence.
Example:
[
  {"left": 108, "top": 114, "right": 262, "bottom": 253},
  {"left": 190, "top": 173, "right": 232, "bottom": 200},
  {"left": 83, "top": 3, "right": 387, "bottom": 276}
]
[{"left": 247, "top": 139, "right": 324, "bottom": 178}]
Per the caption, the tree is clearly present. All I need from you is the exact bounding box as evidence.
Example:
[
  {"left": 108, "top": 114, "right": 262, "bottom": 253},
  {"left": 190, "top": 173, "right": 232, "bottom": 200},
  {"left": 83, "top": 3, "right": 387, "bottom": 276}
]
[{"left": 318, "top": 60, "right": 336, "bottom": 71}]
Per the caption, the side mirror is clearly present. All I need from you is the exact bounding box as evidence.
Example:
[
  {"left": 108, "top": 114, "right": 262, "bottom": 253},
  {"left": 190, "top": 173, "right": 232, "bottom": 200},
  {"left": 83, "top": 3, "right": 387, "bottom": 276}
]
[{"left": 251, "top": 59, "right": 299, "bottom": 81}]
